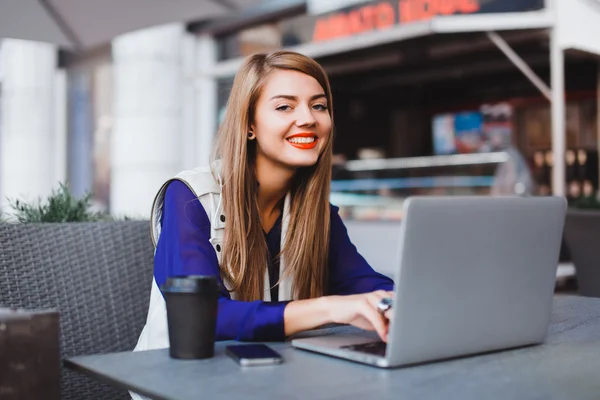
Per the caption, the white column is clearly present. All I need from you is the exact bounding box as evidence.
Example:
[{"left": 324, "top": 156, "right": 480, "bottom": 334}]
[
  {"left": 550, "top": 0, "right": 566, "bottom": 197},
  {"left": 0, "top": 39, "right": 57, "bottom": 210},
  {"left": 111, "top": 24, "right": 185, "bottom": 218},
  {"left": 195, "top": 35, "right": 218, "bottom": 168},
  {"left": 90, "top": 62, "right": 114, "bottom": 211},
  {"left": 597, "top": 63, "right": 600, "bottom": 198},
  {"left": 67, "top": 69, "right": 94, "bottom": 200},
  {"left": 550, "top": 32, "right": 565, "bottom": 197},
  {"left": 53, "top": 69, "right": 67, "bottom": 189},
  {"left": 181, "top": 32, "right": 197, "bottom": 171}
]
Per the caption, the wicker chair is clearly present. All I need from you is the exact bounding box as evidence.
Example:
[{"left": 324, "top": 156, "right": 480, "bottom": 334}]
[{"left": 0, "top": 221, "right": 154, "bottom": 399}]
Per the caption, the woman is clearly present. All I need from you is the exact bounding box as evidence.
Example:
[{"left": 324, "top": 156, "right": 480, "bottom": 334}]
[{"left": 135, "top": 51, "right": 394, "bottom": 352}]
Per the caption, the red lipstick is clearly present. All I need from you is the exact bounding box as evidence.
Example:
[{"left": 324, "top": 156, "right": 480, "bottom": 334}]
[{"left": 286, "top": 133, "right": 318, "bottom": 150}]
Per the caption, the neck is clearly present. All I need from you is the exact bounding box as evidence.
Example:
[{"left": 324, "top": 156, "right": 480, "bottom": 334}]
[{"left": 255, "top": 157, "right": 295, "bottom": 216}]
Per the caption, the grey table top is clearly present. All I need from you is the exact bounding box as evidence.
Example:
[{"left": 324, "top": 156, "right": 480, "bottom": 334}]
[{"left": 66, "top": 295, "right": 600, "bottom": 400}]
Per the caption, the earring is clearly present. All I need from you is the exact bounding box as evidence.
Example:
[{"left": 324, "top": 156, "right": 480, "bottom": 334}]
[{"left": 248, "top": 131, "right": 256, "bottom": 140}]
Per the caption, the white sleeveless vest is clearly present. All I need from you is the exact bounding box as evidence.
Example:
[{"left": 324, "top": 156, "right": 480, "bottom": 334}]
[{"left": 133, "top": 164, "right": 294, "bottom": 355}]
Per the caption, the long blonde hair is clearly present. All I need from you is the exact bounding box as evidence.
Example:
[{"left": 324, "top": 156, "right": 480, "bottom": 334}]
[{"left": 212, "top": 51, "right": 334, "bottom": 301}]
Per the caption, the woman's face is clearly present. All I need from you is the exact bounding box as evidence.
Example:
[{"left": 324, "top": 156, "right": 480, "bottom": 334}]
[{"left": 251, "top": 69, "right": 332, "bottom": 171}]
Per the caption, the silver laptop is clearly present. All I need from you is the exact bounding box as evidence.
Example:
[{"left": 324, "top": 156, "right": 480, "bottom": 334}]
[{"left": 292, "top": 196, "right": 566, "bottom": 368}]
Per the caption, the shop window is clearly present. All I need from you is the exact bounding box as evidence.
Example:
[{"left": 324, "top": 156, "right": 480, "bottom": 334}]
[
  {"left": 521, "top": 103, "right": 581, "bottom": 151},
  {"left": 217, "top": 23, "right": 284, "bottom": 61},
  {"left": 579, "top": 100, "right": 598, "bottom": 150}
]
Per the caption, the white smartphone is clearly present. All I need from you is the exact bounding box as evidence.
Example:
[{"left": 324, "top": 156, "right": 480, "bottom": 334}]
[{"left": 226, "top": 344, "right": 283, "bottom": 366}]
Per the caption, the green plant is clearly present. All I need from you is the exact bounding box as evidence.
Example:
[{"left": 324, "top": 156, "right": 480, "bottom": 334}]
[
  {"left": 8, "top": 183, "right": 110, "bottom": 223},
  {"left": 571, "top": 195, "right": 600, "bottom": 210}
]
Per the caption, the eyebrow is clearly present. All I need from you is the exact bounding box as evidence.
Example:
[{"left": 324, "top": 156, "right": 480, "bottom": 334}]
[{"left": 269, "top": 94, "right": 327, "bottom": 101}]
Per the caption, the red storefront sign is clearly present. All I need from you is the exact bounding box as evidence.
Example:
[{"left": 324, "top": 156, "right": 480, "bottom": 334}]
[{"left": 312, "top": 0, "right": 536, "bottom": 42}]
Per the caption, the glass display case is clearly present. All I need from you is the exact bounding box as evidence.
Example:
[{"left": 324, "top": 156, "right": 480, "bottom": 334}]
[{"left": 330, "top": 151, "right": 527, "bottom": 221}]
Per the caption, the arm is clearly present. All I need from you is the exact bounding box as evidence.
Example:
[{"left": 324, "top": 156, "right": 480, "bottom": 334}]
[
  {"left": 283, "top": 292, "right": 393, "bottom": 342},
  {"left": 157, "top": 188, "right": 391, "bottom": 341},
  {"left": 284, "top": 206, "right": 395, "bottom": 340},
  {"left": 155, "top": 180, "right": 289, "bottom": 341},
  {"left": 327, "top": 205, "right": 395, "bottom": 295},
  {"left": 283, "top": 297, "right": 330, "bottom": 335}
]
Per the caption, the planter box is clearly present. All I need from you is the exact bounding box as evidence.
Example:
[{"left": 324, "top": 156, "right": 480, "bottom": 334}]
[
  {"left": 564, "top": 210, "right": 600, "bottom": 298},
  {"left": 0, "top": 221, "right": 154, "bottom": 400},
  {"left": 0, "top": 309, "right": 60, "bottom": 400}
]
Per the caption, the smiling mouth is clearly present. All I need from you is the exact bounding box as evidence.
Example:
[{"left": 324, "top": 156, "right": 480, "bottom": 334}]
[
  {"left": 288, "top": 136, "right": 315, "bottom": 144},
  {"left": 287, "top": 136, "right": 318, "bottom": 150}
]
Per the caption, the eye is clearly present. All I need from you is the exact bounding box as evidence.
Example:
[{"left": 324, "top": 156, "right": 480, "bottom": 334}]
[
  {"left": 276, "top": 104, "right": 292, "bottom": 112},
  {"left": 313, "top": 104, "right": 328, "bottom": 111}
]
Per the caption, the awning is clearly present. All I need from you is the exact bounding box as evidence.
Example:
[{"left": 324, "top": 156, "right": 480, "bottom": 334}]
[
  {"left": 0, "top": 0, "right": 263, "bottom": 52},
  {"left": 206, "top": 9, "right": 553, "bottom": 78}
]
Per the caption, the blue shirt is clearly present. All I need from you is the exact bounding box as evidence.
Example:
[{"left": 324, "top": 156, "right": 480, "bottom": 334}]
[{"left": 155, "top": 180, "right": 394, "bottom": 342}]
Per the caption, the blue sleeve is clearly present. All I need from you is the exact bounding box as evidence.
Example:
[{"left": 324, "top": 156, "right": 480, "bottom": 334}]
[
  {"left": 154, "top": 180, "right": 289, "bottom": 342},
  {"left": 327, "top": 205, "right": 395, "bottom": 295}
]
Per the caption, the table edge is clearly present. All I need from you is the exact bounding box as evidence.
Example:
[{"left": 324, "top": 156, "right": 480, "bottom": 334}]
[{"left": 64, "top": 358, "right": 171, "bottom": 400}]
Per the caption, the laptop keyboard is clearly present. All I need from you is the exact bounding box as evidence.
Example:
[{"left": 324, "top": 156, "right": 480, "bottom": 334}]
[{"left": 342, "top": 341, "right": 387, "bottom": 357}]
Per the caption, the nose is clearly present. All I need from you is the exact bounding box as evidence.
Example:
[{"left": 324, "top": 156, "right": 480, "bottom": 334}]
[{"left": 295, "top": 104, "right": 317, "bottom": 127}]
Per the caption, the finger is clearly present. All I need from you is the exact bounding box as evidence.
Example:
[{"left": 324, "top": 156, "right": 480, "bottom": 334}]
[
  {"left": 384, "top": 309, "right": 393, "bottom": 321},
  {"left": 367, "top": 291, "right": 389, "bottom": 304},
  {"left": 361, "top": 298, "right": 388, "bottom": 342},
  {"left": 365, "top": 292, "right": 388, "bottom": 320},
  {"left": 372, "top": 290, "right": 389, "bottom": 299},
  {"left": 352, "top": 316, "right": 377, "bottom": 332},
  {"left": 384, "top": 291, "right": 395, "bottom": 320},
  {"left": 367, "top": 292, "right": 392, "bottom": 318},
  {"left": 367, "top": 293, "right": 393, "bottom": 334},
  {"left": 371, "top": 289, "right": 394, "bottom": 298}
]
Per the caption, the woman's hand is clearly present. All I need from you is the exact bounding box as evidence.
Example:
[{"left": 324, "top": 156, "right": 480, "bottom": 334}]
[{"left": 325, "top": 290, "right": 394, "bottom": 342}]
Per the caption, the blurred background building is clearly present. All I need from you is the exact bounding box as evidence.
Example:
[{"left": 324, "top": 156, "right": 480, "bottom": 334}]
[{"left": 1, "top": 0, "right": 600, "bottom": 219}]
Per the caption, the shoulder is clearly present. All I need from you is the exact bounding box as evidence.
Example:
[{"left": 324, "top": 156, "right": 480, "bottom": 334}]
[
  {"left": 327, "top": 204, "right": 346, "bottom": 233},
  {"left": 173, "top": 163, "right": 221, "bottom": 197},
  {"left": 174, "top": 165, "right": 213, "bottom": 180},
  {"left": 329, "top": 203, "right": 341, "bottom": 217},
  {"left": 164, "top": 180, "right": 199, "bottom": 203},
  {"left": 162, "top": 180, "right": 211, "bottom": 225},
  {"left": 151, "top": 163, "right": 221, "bottom": 246}
]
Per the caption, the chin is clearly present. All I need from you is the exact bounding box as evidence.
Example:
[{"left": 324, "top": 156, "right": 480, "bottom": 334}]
[{"left": 284, "top": 156, "right": 319, "bottom": 169}]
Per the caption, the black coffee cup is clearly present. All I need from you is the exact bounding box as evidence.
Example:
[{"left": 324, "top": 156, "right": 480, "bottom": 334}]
[{"left": 161, "top": 275, "right": 219, "bottom": 359}]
